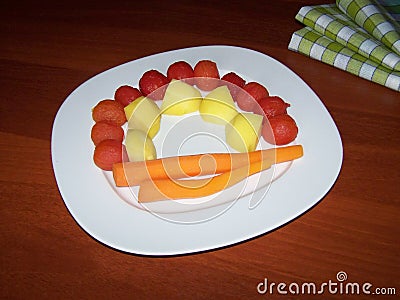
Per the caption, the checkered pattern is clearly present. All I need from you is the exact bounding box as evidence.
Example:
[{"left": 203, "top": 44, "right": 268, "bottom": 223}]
[
  {"left": 295, "top": 4, "right": 400, "bottom": 71},
  {"left": 288, "top": 0, "right": 400, "bottom": 91},
  {"left": 337, "top": 0, "right": 400, "bottom": 55},
  {"left": 289, "top": 27, "right": 400, "bottom": 91}
]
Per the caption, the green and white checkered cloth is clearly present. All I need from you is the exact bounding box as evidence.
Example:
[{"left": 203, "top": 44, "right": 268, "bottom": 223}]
[{"left": 288, "top": 0, "right": 400, "bottom": 91}]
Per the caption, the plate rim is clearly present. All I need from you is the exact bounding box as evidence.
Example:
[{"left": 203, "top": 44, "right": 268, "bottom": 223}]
[{"left": 51, "top": 44, "right": 343, "bottom": 256}]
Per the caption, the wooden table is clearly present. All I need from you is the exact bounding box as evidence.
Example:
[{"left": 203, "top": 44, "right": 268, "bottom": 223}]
[{"left": 1, "top": 0, "right": 399, "bottom": 299}]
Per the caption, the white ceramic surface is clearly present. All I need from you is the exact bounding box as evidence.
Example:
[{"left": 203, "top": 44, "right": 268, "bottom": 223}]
[{"left": 51, "top": 45, "right": 343, "bottom": 255}]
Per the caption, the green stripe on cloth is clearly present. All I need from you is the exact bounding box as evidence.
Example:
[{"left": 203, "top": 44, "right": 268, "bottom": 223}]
[
  {"left": 288, "top": 27, "right": 400, "bottom": 91},
  {"left": 295, "top": 4, "right": 400, "bottom": 71},
  {"left": 337, "top": 0, "right": 400, "bottom": 54}
]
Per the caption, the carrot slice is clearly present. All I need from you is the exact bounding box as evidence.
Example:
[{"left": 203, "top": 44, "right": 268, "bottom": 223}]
[
  {"left": 137, "top": 145, "right": 303, "bottom": 202},
  {"left": 113, "top": 145, "right": 303, "bottom": 186}
]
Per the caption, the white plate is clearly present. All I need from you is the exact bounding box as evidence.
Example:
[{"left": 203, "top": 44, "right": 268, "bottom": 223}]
[{"left": 51, "top": 45, "right": 343, "bottom": 255}]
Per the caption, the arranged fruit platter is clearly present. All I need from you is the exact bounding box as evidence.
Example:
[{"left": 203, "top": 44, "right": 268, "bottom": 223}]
[
  {"left": 89, "top": 54, "right": 303, "bottom": 214},
  {"left": 51, "top": 45, "right": 343, "bottom": 255}
]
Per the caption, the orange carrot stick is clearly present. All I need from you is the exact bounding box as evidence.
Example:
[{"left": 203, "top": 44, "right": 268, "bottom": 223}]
[
  {"left": 113, "top": 145, "right": 303, "bottom": 186},
  {"left": 138, "top": 145, "right": 303, "bottom": 202}
]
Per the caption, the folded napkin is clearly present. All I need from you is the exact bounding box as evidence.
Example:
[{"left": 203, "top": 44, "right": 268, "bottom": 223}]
[{"left": 288, "top": 0, "right": 400, "bottom": 91}]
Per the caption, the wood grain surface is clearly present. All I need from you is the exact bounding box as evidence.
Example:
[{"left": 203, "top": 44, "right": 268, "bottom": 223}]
[{"left": 1, "top": 0, "right": 399, "bottom": 299}]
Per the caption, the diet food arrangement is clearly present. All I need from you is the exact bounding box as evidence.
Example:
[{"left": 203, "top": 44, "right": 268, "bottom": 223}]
[{"left": 90, "top": 59, "right": 304, "bottom": 203}]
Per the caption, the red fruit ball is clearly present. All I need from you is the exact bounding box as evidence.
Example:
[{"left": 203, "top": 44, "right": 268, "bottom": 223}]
[
  {"left": 93, "top": 139, "right": 128, "bottom": 171},
  {"left": 167, "top": 61, "right": 195, "bottom": 84},
  {"left": 139, "top": 70, "right": 169, "bottom": 100},
  {"left": 221, "top": 72, "right": 246, "bottom": 99},
  {"left": 91, "top": 121, "right": 124, "bottom": 146},
  {"left": 221, "top": 72, "right": 246, "bottom": 88},
  {"left": 92, "top": 99, "right": 126, "bottom": 126},
  {"left": 257, "top": 96, "right": 290, "bottom": 118},
  {"left": 236, "top": 82, "right": 269, "bottom": 112},
  {"left": 262, "top": 114, "right": 298, "bottom": 146},
  {"left": 193, "top": 60, "right": 220, "bottom": 91},
  {"left": 114, "top": 85, "right": 142, "bottom": 107}
]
